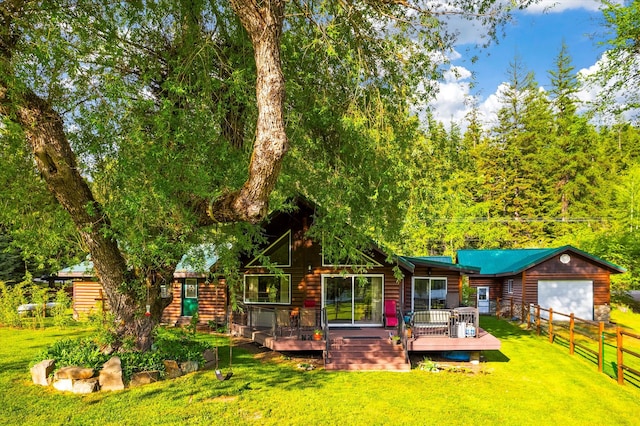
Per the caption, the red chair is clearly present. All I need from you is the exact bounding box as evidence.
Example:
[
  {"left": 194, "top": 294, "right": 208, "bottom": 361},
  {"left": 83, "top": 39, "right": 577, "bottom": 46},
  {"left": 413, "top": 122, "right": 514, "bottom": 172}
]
[
  {"left": 384, "top": 300, "right": 398, "bottom": 327},
  {"left": 303, "top": 299, "right": 316, "bottom": 308}
]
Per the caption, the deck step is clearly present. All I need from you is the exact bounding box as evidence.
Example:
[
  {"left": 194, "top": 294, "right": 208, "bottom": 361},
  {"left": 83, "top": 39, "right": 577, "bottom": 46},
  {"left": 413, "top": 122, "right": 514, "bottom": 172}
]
[{"left": 325, "top": 337, "right": 410, "bottom": 371}]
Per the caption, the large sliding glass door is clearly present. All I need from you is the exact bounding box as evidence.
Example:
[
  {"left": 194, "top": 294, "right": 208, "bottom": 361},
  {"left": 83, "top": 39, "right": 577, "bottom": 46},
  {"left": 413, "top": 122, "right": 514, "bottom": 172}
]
[{"left": 323, "top": 275, "right": 384, "bottom": 326}]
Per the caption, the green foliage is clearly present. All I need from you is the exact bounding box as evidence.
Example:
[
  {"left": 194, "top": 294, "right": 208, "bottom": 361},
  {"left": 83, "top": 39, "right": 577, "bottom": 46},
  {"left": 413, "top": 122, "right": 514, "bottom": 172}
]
[
  {"left": 32, "top": 327, "right": 213, "bottom": 382},
  {"left": 27, "top": 283, "right": 48, "bottom": 330},
  {"left": 52, "top": 287, "right": 71, "bottom": 328},
  {"left": 0, "top": 281, "right": 26, "bottom": 327}
]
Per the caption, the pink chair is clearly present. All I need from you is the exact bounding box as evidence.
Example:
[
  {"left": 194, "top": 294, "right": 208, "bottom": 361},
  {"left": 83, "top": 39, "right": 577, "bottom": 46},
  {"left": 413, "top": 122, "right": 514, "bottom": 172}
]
[{"left": 384, "top": 300, "right": 398, "bottom": 327}]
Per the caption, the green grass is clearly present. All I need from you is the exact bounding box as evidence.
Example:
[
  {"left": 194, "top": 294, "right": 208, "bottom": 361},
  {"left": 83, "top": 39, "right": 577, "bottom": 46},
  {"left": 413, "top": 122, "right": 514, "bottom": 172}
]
[{"left": 2, "top": 318, "right": 640, "bottom": 425}]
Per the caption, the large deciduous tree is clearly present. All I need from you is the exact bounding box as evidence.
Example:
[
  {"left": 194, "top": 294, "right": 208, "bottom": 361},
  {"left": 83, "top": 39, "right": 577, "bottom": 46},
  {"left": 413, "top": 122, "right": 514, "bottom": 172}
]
[{"left": 0, "top": 0, "right": 536, "bottom": 350}]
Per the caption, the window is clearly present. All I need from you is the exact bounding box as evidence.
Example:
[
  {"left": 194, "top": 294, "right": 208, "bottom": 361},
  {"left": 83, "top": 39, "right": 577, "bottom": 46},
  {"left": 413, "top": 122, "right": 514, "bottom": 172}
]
[
  {"left": 184, "top": 278, "right": 198, "bottom": 298},
  {"left": 413, "top": 278, "right": 447, "bottom": 310},
  {"left": 507, "top": 279, "right": 514, "bottom": 294},
  {"left": 247, "top": 231, "right": 291, "bottom": 267},
  {"left": 160, "top": 284, "right": 169, "bottom": 298},
  {"left": 244, "top": 275, "right": 291, "bottom": 304}
]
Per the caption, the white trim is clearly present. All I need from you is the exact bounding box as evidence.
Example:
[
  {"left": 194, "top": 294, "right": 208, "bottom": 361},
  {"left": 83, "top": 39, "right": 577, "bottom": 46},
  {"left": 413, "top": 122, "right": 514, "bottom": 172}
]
[
  {"left": 411, "top": 276, "right": 448, "bottom": 311},
  {"left": 507, "top": 279, "right": 514, "bottom": 294},
  {"left": 246, "top": 230, "right": 292, "bottom": 268},
  {"left": 321, "top": 273, "right": 385, "bottom": 327},
  {"left": 242, "top": 273, "right": 292, "bottom": 305}
]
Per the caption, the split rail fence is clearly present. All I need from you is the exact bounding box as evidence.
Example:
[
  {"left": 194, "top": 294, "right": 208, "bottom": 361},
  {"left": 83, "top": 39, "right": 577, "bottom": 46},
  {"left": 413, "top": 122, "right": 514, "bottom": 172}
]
[{"left": 509, "top": 302, "right": 640, "bottom": 387}]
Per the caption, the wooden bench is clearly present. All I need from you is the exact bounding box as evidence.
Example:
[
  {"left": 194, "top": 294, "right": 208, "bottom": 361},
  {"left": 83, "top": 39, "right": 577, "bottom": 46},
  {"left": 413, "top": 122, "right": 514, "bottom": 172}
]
[{"left": 411, "top": 310, "right": 451, "bottom": 337}]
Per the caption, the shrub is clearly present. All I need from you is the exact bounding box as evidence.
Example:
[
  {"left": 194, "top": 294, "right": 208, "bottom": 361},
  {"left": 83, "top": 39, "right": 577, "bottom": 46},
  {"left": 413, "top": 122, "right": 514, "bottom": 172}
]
[
  {"left": 52, "top": 288, "right": 71, "bottom": 328},
  {"left": 0, "top": 281, "right": 26, "bottom": 327},
  {"left": 28, "top": 284, "right": 49, "bottom": 329},
  {"left": 32, "top": 327, "right": 214, "bottom": 383}
]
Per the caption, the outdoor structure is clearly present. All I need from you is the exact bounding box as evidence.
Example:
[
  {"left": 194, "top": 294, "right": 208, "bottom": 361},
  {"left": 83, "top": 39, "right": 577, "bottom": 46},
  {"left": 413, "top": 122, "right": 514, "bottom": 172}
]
[
  {"left": 230, "top": 199, "right": 501, "bottom": 370},
  {"left": 458, "top": 247, "right": 626, "bottom": 322},
  {"left": 56, "top": 248, "right": 228, "bottom": 326}
]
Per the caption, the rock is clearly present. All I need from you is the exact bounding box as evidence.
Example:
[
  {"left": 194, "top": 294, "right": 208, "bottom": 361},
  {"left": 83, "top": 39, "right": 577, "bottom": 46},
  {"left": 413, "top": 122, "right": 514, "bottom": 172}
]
[
  {"left": 30, "top": 359, "right": 55, "bottom": 386},
  {"left": 99, "top": 356, "right": 124, "bottom": 391},
  {"left": 72, "top": 378, "right": 99, "bottom": 394},
  {"left": 130, "top": 371, "right": 160, "bottom": 387},
  {"left": 101, "top": 356, "right": 122, "bottom": 374},
  {"left": 55, "top": 366, "right": 95, "bottom": 380},
  {"left": 201, "top": 349, "right": 217, "bottom": 370},
  {"left": 180, "top": 361, "right": 198, "bottom": 374},
  {"left": 53, "top": 378, "right": 74, "bottom": 392},
  {"left": 163, "top": 360, "right": 182, "bottom": 379},
  {"left": 203, "top": 348, "right": 217, "bottom": 363}
]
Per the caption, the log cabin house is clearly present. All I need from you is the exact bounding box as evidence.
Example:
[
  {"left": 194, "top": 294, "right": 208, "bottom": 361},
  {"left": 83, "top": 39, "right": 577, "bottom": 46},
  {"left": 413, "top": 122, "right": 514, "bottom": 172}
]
[
  {"left": 59, "top": 200, "right": 624, "bottom": 370},
  {"left": 458, "top": 247, "right": 626, "bottom": 322},
  {"left": 56, "top": 248, "right": 228, "bottom": 327}
]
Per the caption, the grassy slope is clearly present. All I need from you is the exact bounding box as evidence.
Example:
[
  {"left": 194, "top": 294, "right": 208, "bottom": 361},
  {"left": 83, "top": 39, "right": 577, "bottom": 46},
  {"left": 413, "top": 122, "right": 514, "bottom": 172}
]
[{"left": 1, "top": 318, "right": 639, "bottom": 426}]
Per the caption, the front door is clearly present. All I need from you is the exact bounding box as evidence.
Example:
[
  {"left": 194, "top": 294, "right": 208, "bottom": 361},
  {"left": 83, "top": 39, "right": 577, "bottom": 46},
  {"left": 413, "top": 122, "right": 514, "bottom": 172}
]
[
  {"left": 182, "top": 278, "right": 199, "bottom": 316},
  {"left": 323, "top": 275, "right": 383, "bottom": 326},
  {"left": 477, "top": 286, "right": 490, "bottom": 314}
]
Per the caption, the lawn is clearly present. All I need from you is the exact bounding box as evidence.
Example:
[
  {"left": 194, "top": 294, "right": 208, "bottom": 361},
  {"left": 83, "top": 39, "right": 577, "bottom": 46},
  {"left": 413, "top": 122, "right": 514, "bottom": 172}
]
[{"left": 1, "top": 317, "right": 640, "bottom": 425}]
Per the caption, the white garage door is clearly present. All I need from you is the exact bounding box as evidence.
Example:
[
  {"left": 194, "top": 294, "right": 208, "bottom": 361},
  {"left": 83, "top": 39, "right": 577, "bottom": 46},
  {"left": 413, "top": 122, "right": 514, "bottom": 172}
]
[{"left": 538, "top": 280, "right": 593, "bottom": 321}]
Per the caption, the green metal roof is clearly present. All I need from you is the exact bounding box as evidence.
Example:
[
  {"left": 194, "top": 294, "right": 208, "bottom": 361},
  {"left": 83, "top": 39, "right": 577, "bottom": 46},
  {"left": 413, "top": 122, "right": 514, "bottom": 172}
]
[
  {"left": 457, "top": 245, "right": 626, "bottom": 276},
  {"left": 400, "top": 256, "right": 481, "bottom": 274},
  {"left": 57, "top": 258, "right": 95, "bottom": 278},
  {"left": 58, "top": 245, "right": 219, "bottom": 279}
]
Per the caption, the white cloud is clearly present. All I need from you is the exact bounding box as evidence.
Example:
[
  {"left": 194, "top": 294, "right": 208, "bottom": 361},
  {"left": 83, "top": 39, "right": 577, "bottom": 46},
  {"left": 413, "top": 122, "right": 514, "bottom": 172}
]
[{"left": 523, "top": 0, "right": 606, "bottom": 14}]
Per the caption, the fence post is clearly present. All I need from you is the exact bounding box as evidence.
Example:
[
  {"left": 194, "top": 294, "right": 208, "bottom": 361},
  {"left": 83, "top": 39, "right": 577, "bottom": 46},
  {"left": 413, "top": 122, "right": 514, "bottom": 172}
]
[
  {"left": 598, "top": 321, "right": 604, "bottom": 373},
  {"left": 521, "top": 303, "right": 526, "bottom": 323},
  {"left": 569, "top": 313, "right": 575, "bottom": 355},
  {"left": 510, "top": 298, "right": 514, "bottom": 319},
  {"left": 496, "top": 297, "right": 501, "bottom": 318},
  {"left": 548, "top": 308, "right": 554, "bottom": 344},
  {"left": 535, "top": 305, "right": 541, "bottom": 336},
  {"left": 617, "top": 326, "right": 624, "bottom": 385}
]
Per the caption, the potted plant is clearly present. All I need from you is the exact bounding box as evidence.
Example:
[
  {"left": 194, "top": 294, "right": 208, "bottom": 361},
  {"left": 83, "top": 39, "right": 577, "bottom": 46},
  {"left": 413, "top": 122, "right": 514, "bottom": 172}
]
[{"left": 313, "top": 329, "right": 323, "bottom": 341}]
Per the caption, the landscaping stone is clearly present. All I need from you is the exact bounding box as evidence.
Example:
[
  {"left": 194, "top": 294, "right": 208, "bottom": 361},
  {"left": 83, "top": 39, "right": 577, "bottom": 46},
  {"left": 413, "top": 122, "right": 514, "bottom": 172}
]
[
  {"left": 55, "top": 366, "right": 95, "bottom": 380},
  {"left": 201, "top": 349, "right": 218, "bottom": 371},
  {"left": 180, "top": 360, "right": 198, "bottom": 374},
  {"left": 53, "top": 378, "right": 74, "bottom": 392},
  {"left": 72, "top": 378, "right": 99, "bottom": 394},
  {"left": 99, "top": 356, "right": 124, "bottom": 391},
  {"left": 130, "top": 371, "right": 160, "bottom": 387},
  {"left": 163, "top": 360, "right": 182, "bottom": 379},
  {"left": 30, "top": 359, "right": 55, "bottom": 386}
]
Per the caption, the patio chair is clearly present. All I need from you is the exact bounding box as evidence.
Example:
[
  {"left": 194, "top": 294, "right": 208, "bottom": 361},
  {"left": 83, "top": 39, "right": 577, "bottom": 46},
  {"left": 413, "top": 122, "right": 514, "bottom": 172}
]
[{"left": 384, "top": 300, "right": 398, "bottom": 328}]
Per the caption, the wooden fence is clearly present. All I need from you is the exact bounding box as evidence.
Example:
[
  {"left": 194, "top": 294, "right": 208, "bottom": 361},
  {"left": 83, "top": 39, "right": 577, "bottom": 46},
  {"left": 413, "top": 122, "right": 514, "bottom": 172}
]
[{"left": 520, "top": 303, "right": 640, "bottom": 386}]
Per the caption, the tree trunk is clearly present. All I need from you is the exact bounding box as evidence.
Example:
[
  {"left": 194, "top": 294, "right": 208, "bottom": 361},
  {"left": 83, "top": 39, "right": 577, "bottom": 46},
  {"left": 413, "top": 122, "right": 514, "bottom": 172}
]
[{"left": 203, "top": 0, "right": 287, "bottom": 224}]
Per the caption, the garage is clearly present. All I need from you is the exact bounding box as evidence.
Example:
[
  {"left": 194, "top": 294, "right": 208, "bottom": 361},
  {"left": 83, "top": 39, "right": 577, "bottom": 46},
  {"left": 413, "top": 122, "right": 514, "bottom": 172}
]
[{"left": 537, "top": 280, "right": 593, "bottom": 321}]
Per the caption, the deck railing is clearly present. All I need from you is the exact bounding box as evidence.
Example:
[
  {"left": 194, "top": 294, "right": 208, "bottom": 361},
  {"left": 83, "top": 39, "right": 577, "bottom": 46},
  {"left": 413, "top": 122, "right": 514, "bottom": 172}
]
[
  {"left": 231, "top": 304, "right": 324, "bottom": 341},
  {"left": 410, "top": 307, "right": 479, "bottom": 338}
]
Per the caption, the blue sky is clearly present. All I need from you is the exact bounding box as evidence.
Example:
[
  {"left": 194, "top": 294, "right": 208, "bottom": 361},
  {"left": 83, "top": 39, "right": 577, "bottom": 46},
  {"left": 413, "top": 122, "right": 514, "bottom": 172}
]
[{"left": 430, "top": 0, "right": 617, "bottom": 127}]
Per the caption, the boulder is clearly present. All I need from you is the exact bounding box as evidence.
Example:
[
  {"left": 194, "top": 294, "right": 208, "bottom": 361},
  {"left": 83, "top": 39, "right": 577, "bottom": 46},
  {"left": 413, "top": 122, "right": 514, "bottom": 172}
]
[
  {"left": 99, "top": 356, "right": 124, "bottom": 391},
  {"left": 72, "top": 378, "right": 99, "bottom": 394},
  {"left": 55, "top": 366, "right": 95, "bottom": 380},
  {"left": 180, "top": 361, "right": 199, "bottom": 375},
  {"left": 30, "top": 359, "right": 55, "bottom": 386},
  {"left": 130, "top": 371, "right": 160, "bottom": 387},
  {"left": 201, "top": 349, "right": 218, "bottom": 370},
  {"left": 163, "top": 360, "right": 182, "bottom": 379},
  {"left": 53, "top": 378, "right": 74, "bottom": 392}
]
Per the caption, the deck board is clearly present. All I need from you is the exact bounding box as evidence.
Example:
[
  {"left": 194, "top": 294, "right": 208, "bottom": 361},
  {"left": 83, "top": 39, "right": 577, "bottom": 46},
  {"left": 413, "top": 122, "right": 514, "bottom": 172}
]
[{"left": 232, "top": 324, "right": 501, "bottom": 352}]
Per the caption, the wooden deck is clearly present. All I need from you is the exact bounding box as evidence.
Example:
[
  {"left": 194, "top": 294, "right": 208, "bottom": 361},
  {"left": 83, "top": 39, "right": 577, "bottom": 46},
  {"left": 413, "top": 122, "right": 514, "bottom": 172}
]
[
  {"left": 407, "top": 328, "right": 501, "bottom": 351},
  {"left": 231, "top": 324, "right": 501, "bottom": 353}
]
